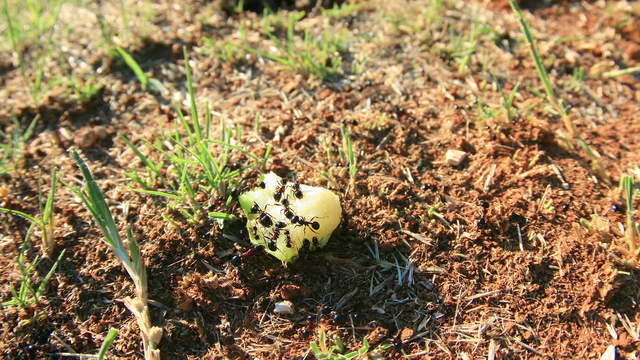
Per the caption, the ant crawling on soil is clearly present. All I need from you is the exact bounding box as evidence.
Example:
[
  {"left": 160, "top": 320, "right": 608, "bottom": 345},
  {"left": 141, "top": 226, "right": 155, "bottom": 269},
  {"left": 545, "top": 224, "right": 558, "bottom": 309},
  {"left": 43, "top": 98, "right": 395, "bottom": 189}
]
[
  {"left": 231, "top": 245, "right": 264, "bottom": 264},
  {"left": 250, "top": 202, "right": 274, "bottom": 228}
]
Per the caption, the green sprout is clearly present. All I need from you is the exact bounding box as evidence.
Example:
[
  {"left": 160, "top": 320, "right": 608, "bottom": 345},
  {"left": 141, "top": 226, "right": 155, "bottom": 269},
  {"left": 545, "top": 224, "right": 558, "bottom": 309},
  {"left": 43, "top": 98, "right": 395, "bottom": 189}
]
[
  {"left": 115, "top": 47, "right": 165, "bottom": 93},
  {"left": 247, "top": 11, "right": 349, "bottom": 80},
  {"left": 0, "top": 115, "right": 38, "bottom": 175},
  {"left": 620, "top": 174, "right": 640, "bottom": 266},
  {"left": 0, "top": 167, "right": 58, "bottom": 257},
  {"left": 310, "top": 327, "right": 391, "bottom": 360},
  {"left": 509, "top": 0, "right": 607, "bottom": 183},
  {"left": 1, "top": 227, "right": 65, "bottom": 311},
  {"left": 70, "top": 150, "right": 162, "bottom": 360},
  {"left": 340, "top": 124, "right": 357, "bottom": 187},
  {"left": 1, "top": 0, "right": 62, "bottom": 105},
  {"left": 97, "top": 328, "right": 119, "bottom": 360}
]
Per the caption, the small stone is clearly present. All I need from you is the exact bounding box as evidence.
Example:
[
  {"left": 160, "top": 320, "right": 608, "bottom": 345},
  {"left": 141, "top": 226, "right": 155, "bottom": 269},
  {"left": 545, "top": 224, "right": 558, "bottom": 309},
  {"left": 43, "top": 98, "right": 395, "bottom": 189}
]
[
  {"left": 366, "top": 326, "right": 389, "bottom": 345},
  {"left": 624, "top": 43, "right": 640, "bottom": 62},
  {"left": 400, "top": 327, "right": 414, "bottom": 342},
  {"left": 599, "top": 345, "right": 616, "bottom": 360},
  {"left": 274, "top": 301, "right": 295, "bottom": 315},
  {"left": 280, "top": 284, "right": 310, "bottom": 300},
  {"left": 445, "top": 149, "right": 467, "bottom": 166}
]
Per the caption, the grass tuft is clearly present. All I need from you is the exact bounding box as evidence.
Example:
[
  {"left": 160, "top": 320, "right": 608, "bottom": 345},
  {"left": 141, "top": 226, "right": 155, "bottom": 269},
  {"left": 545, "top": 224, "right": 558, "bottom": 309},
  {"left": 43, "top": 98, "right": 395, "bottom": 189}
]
[
  {"left": 0, "top": 115, "right": 38, "bottom": 176},
  {"left": 0, "top": 167, "right": 58, "bottom": 257},
  {"left": 1, "top": 228, "right": 65, "bottom": 313},
  {"left": 340, "top": 124, "right": 357, "bottom": 189},
  {"left": 123, "top": 47, "right": 269, "bottom": 224},
  {"left": 509, "top": 0, "right": 608, "bottom": 183},
  {"left": 311, "top": 327, "right": 390, "bottom": 360}
]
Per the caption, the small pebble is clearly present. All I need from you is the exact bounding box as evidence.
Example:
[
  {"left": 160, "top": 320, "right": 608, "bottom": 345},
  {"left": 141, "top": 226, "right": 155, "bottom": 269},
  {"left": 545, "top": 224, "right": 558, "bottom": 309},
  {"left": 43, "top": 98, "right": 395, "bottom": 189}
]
[
  {"left": 274, "top": 301, "right": 295, "bottom": 315},
  {"left": 445, "top": 149, "right": 467, "bottom": 166}
]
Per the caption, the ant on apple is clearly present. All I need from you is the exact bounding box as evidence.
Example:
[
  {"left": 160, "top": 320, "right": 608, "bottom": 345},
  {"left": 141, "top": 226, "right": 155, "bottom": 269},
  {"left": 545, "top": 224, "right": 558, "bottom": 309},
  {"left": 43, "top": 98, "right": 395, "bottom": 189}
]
[
  {"left": 250, "top": 202, "right": 274, "bottom": 228},
  {"left": 294, "top": 215, "right": 320, "bottom": 233}
]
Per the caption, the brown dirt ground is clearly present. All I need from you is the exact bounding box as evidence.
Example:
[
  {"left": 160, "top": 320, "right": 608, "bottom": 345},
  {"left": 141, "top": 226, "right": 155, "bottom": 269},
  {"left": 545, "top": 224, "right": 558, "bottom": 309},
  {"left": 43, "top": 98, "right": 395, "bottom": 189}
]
[{"left": 1, "top": 0, "right": 640, "bottom": 359}]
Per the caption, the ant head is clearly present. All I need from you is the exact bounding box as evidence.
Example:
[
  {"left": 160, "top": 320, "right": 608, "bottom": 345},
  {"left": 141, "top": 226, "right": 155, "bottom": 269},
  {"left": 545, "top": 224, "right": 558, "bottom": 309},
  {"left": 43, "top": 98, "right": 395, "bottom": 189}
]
[
  {"left": 250, "top": 203, "right": 260, "bottom": 214},
  {"left": 267, "top": 241, "right": 278, "bottom": 251}
]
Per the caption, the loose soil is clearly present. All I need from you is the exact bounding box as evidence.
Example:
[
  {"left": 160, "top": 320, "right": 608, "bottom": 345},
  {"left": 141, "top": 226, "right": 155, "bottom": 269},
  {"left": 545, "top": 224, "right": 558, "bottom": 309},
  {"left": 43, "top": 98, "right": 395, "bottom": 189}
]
[{"left": 1, "top": 0, "right": 640, "bottom": 359}]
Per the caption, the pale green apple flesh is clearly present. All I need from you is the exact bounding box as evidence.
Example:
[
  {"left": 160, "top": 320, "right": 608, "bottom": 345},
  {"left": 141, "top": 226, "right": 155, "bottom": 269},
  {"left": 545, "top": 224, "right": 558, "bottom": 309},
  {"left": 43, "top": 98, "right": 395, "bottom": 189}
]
[{"left": 238, "top": 172, "right": 342, "bottom": 262}]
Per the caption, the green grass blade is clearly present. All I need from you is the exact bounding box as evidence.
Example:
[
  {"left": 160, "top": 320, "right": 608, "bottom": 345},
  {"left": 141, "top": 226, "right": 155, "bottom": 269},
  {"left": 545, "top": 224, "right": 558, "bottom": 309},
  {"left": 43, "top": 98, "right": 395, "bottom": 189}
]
[
  {"left": 208, "top": 211, "right": 235, "bottom": 220},
  {"left": 120, "top": 135, "right": 161, "bottom": 175},
  {"left": 70, "top": 151, "right": 126, "bottom": 251},
  {"left": 183, "top": 47, "right": 201, "bottom": 142},
  {"left": 115, "top": 47, "right": 149, "bottom": 89},
  {"left": 0, "top": 207, "right": 41, "bottom": 225},
  {"left": 509, "top": 0, "right": 566, "bottom": 117},
  {"left": 42, "top": 167, "right": 58, "bottom": 226},
  {"left": 340, "top": 124, "right": 357, "bottom": 179},
  {"left": 621, "top": 175, "right": 635, "bottom": 228},
  {"left": 603, "top": 66, "right": 640, "bottom": 78},
  {"left": 97, "top": 328, "right": 119, "bottom": 360},
  {"left": 35, "top": 249, "right": 65, "bottom": 300},
  {"left": 127, "top": 187, "right": 183, "bottom": 200},
  {"left": 70, "top": 150, "right": 137, "bottom": 279}
]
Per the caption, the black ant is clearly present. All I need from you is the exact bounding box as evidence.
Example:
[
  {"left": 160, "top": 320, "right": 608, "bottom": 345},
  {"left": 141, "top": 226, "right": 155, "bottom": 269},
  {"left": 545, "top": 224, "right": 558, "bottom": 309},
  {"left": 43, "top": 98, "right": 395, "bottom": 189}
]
[
  {"left": 291, "top": 182, "right": 303, "bottom": 199},
  {"left": 231, "top": 245, "right": 264, "bottom": 264},
  {"left": 312, "top": 236, "right": 319, "bottom": 248},
  {"left": 298, "top": 238, "right": 312, "bottom": 258},
  {"left": 281, "top": 200, "right": 296, "bottom": 220},
  {"left": 267, "top": 240, "right": 278, "bottom": 251},
  {"left": 251, "top": 225, "right": 261, "bottom": 241},
  {"left": 267, "top": 228, "right": 287, "bottom": 252},
  {"left": 258, "top": 181, "right": 266, "bottom": 189},
  {"left": 295, "top": 216, "right": 320, "bottom": 233},
  {"left": 274, "top": 181, "right": 286, "bottom": 202},
  {"left": 250, "top": 202, "right": 274, "bottom": 228},
  {"left": 284, "top": 230, "right": 292, "bottom": 248}
]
